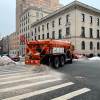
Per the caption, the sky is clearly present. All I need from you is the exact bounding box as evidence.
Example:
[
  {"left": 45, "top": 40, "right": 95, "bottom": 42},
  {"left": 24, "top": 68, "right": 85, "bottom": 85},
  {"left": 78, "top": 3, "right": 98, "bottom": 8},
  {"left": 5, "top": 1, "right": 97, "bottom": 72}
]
[{"left": 0, "top": 0, "right": 100, "bottom": 37}]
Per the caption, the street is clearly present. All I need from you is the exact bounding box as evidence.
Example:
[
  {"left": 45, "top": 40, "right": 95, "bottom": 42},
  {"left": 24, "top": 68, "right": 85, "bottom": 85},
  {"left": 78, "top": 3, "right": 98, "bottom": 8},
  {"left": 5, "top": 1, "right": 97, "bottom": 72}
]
[{"left": 0, "top": 60, "right": 100, "bottom": 100}]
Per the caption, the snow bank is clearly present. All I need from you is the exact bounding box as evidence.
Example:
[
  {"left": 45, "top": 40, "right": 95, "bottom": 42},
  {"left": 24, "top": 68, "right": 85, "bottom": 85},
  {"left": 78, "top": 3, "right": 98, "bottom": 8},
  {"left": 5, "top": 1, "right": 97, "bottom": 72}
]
[
  {"left": 89, "top": 56, "right": 100, "bottom": 61},
  {"left": 0, "top": 56, "right": 15, "bottom": 66}
]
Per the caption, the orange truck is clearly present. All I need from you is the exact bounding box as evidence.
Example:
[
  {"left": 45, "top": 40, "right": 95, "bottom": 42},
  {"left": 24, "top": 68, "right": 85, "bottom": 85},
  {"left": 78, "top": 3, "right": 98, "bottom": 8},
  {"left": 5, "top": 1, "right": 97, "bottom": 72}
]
[{"left": 25, "top": 39, "right": 74, "bottom": 68}]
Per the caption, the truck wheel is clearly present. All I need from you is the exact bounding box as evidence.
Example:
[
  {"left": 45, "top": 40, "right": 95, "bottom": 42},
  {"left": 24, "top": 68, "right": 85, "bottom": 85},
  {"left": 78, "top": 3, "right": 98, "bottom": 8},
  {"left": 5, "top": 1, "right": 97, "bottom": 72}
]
[
  {"left": 60, "top": 56, "right": 65, "bottom": 67},
  {"left": 53, "top": 57, "right": 60, "bottom": 68}
]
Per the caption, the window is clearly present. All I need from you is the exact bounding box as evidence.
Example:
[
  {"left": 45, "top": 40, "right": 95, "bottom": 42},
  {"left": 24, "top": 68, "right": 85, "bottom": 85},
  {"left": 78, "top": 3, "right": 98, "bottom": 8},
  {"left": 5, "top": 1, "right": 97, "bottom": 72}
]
[
  {"left": 24, "top": 22, "right": 25, "bottom": 26},
  {"left": 97, "top": 18, "right": 99, "bottom": 26},
  {"left": 35, "top": 28, "right": 37, "bottom": 33},
  {"left": 22, "top": 29, "right": 23, "bottom": 32},
  {"left": 82, "top": 14, "right": 85, "bottom": 22},
  {"left": 81, "top": 27, "right": 85, "bottom": 38},
  {"left": 66, "top": 27, "right": 70, "bottom": 36},
  {"left": 28, "top": 19, "right": 29, "bottom": 23},
  {"left": 24, "top": 16, "right": 25, "bottom": 20},
  {"left": 66, "top": 15, "right": 69, "bottom": 23},
  {"left": 59, "top": 29, "right": 62, "bottom": 39},
  {"left": 28, "top": 12, "right": 29, "bottom": 16},
  {"left": 90, "top": 28, "right": 93, "bottom": 38},
  {"left": 35, "top": 36, "right": 37, "bottom": 40},
  {"left": 59, "top": 17, "right": 61, "bottom": 25},
  {"left": 90, "top": 16, "right": 93, "bottom": 24},
  {"left": 52, "top": 21, "right": 55, "bottom": 27},
  {"left": 38, "top": 26, "right": 40, "bottom": 32},
  {"left": 97, "top": 42, "right": 100, "bottom": 50},
  {"left": 26, "top": 27, "right": 27, "bottom": 31},
  {"left": 28, "top": 25, "right": 29, "bottom": 30},
  {"left": 47, "top": 23, "right": 49, "bottom": 30},
  {"left": 42, "top": 25, "right": 44, "bottom": 31},
  {"left": 52, "top": 31, "right": 55, "bottom": 39},
  {"left": 22, "top": 23, "right": 23, "bottom": 26},
  {"left": 31, "top": 32, "right": 33, "bottom": 36},
  {"left": 42, "top": 34, "right": 44, "bottom": 39},
  {"left": 90, "top": 42, "right": 93, "bottom": 50},
  {"left": 81, "top": 41, "right": 85, "bottom": 50},
  {"left": 38, "top": 35, "right": 40, "bottom": 40},
  {"left": 47, "top": 33, "right": 49, "bottom": 39},
  {"left": 97, "top": 30, "right": 100, "bottom": 38},
  {"left": 26, "top": 14, "right": 27, "bottom": 19},
  {"left": 24, "top": 28, "right": 25, "bottom": 32}
]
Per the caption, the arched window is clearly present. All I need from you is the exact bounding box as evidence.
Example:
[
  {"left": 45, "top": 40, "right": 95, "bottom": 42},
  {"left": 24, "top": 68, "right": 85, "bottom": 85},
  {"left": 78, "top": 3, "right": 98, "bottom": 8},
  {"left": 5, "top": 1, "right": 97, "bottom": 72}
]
[
  {"left": 90, "top": 41, "right": 93, "bottom": 50},
  {"left": 97, "top": 42, "right": 100, "bottom": 50},
  {"left": 97, "top": 30, "right": 100, "bottom": 38},
  {"left": 81, "top": 41, "right": 85, "bottom": 50}
]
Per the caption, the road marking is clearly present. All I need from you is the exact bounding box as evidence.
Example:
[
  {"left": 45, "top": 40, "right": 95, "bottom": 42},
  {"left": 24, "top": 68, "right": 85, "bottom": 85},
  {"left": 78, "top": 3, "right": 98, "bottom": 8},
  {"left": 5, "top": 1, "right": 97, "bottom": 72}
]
[
  {"left": 0, "top": 72, "right": 48, "bottom": 81},
  {"left": 3, "top": 82, "right": 74, "bottom": 100},
  {"left": 0, "top": 74, "right": 52, "bottom": 85},
  {"left": 52, "top": 88, "right": 91, "bottom": 100},
  {"left": 0, "top": 72, "right": 30, "bottom": 78},
  {"left": 0, "top": 78, "right": 62, "bottom": 92}
]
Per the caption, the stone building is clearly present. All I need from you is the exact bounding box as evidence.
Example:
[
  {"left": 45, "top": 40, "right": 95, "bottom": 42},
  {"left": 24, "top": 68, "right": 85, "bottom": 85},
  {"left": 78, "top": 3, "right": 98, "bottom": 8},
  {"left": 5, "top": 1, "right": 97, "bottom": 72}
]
[
  {"left": 16, "top": 0, "right": 61, "bottom": 33},
  {"left": 19, "top": 6, "right": 52, "bottom": 56},
  {"left": 31, "top": 1, "right": 100, "bottom": 55}
]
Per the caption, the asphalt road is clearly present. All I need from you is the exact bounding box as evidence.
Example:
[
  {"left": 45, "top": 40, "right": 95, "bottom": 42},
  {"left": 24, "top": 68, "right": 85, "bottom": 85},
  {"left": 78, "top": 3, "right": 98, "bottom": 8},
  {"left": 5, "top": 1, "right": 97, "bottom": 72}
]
[{"left": 0, "top": 60, "right": 100, "bottom": 100}]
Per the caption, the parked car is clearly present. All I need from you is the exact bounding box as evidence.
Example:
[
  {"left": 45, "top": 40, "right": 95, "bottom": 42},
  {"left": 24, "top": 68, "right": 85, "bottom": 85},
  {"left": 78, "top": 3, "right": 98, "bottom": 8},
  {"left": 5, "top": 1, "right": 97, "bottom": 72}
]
[{"left": 10, "top": 56, "right": 20, "bottom": 62}]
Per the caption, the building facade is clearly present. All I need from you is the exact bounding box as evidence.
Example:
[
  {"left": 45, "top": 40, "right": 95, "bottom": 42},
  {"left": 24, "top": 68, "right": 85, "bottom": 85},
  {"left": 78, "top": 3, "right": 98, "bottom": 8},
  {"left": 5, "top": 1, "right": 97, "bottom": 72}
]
[
  {"left": 31, "top": 1, "right": 100, "bottom": 55},
  {"left": 1, "top": 36, "right": 9, "bottom": 55},
  {"left": 9, "top": 32, "right": 19, "bottom": 56},
  {"left": 16, "top": 0, "right": 61, "bottom": 33},
  {"left": 19, "top": 7, "right": 51, "bottom": 56}
]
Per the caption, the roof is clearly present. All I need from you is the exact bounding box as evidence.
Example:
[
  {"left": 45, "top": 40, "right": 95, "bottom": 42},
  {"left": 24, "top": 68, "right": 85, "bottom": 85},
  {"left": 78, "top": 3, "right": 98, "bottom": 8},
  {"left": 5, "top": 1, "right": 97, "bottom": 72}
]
[
  {"left": 31, "top": 1, "right": 100, "bottom": 27},
  {"left": 21, "top": 6, "right": 52, "bottom": 17}
]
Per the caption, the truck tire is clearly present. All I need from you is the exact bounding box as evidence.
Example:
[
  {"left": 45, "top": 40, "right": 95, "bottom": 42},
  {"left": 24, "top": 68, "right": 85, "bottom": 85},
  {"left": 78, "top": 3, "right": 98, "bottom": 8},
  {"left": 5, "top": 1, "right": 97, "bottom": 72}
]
[
  {"left": 53, "top": 57, "right": 60, "bottom": 68},
  {"left": 60, "top": 56, "right": 65, "bottom": 67}
]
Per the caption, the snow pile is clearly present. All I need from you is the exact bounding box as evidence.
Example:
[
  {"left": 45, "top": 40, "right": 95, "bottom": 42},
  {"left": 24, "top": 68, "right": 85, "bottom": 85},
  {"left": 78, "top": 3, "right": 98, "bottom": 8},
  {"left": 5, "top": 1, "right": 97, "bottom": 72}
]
[
  {"left": 0, "top": 56, "right": 15, "bottom": 66},
  {"left": 89, "top": 56, "right": 100, "bottom": 61}
]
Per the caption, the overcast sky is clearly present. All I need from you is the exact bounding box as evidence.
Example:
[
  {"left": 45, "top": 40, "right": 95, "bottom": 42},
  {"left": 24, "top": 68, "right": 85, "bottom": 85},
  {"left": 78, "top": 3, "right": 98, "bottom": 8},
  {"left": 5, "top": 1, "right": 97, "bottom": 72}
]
[{"left": 0, "top": 0, "right": 100, "bottom": 37}]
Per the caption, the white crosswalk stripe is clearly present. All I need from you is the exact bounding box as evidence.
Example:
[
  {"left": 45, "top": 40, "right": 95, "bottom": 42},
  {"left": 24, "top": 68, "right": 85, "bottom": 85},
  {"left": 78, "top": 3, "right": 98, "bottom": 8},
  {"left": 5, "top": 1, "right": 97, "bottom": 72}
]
[
  {"left": 3, "top": 82, "right": 74, "bottom": 100},
  {"left": 0, "top": 70, "right": 91, "bottom": 100},
  {"left": 0, "top": 78, "right": 62, "bottom": 92},
  {"left": 0, "top": 74, "right": 52, "bottom": 85},
  {"left": 51, "top": 88, "right": 91, "bottom": 100},
  {"left": 0, "top": 72, "right": 47, "bottom": 81}
]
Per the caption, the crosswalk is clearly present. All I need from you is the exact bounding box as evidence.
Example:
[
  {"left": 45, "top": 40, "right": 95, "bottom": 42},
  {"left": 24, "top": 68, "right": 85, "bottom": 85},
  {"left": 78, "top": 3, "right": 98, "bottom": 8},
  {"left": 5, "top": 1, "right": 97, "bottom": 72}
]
[{"left": 0, "top": 70, "right": 91, "bottom": 100}]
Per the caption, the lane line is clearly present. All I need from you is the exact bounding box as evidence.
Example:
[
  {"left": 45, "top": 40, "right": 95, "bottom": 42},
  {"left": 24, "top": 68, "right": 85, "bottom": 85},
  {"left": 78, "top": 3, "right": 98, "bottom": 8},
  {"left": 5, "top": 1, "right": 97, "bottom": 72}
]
[
  {"left": 0, "top": 70, "right": 41, "bottom": 77},
  {"left": 0, "top": 72, "right": 30, "bottom": 78},
  {"left": 0, "top": 78, "right": 62, "bottom": 92},
  {"left": 0, "top": 72, "right": 47, "bottom": 81},
  {"left": 0, "top": 75, "right": 52, "bottom": 85},
  {"left": 3, "top": 82, "right": 74, "bottom": 100},
  {"left": 52, "top": 88, "right": 91, "bottom": 100}
]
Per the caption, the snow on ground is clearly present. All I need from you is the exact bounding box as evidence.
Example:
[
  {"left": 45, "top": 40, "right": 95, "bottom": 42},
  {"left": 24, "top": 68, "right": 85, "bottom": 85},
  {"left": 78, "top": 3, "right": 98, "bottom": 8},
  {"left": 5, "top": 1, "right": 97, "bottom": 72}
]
[
  {"left": 74, "top": 56, "right": 100, "bottom": 62},
  {"left": 0, "top": 56, "right": 15, "bottom": 66},
  {"left": 89, "top": 56, "right": 100, "bottom": 61}
]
